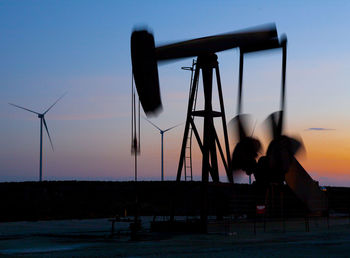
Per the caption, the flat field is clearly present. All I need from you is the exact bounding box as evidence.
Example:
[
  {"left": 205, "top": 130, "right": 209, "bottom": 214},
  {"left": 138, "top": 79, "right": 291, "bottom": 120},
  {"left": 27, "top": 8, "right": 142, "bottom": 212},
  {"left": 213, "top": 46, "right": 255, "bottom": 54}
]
[{"left": 0, "top": 216, "right": 350, "bottom": 257}]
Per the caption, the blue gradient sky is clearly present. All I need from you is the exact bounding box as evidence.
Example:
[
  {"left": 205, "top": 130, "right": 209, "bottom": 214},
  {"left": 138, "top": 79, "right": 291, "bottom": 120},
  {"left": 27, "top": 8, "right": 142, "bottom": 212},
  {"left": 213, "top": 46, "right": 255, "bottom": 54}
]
[{"left": 1, "top": 1, "right": 350, "bottom": 185}]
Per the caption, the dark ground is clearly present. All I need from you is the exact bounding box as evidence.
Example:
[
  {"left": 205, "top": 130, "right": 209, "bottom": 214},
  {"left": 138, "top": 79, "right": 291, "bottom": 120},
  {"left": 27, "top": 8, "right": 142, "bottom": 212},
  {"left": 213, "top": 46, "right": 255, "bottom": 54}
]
[
  {"left": 0, "top": 217, "right": 350, "bottom": 257},
  {"left": 0, "top": 181, "right": 350, "bottom": 257},
  {"left": 0, "top": 181, "right": 349, "bottom": 222}
]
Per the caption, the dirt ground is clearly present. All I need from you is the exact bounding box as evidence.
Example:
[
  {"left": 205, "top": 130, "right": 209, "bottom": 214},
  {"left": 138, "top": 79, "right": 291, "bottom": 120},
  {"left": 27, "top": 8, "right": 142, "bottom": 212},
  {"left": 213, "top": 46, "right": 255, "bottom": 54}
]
[{"left": 0, "top": 217, "right": 350, "bottom": 257}]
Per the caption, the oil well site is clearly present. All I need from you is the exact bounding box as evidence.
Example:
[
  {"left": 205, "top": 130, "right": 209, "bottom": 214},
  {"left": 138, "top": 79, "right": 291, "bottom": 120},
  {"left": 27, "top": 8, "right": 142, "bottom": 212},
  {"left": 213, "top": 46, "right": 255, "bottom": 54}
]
[
  {"left": 128, "top": 24, "right": 333, "bottom": 232},
  {"left": 2, "top": 1, "right": 350, "bottom": 256}
]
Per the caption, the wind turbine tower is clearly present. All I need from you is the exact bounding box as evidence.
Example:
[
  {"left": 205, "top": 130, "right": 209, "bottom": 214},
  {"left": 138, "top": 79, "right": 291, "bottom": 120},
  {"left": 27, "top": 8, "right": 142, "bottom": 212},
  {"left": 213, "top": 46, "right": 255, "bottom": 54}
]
[
  {"left": 145, "top": 119, "right": 181, "bottom": 181},
  {"left": 10, "top": 93, "right": 66, "bottom": 181}
]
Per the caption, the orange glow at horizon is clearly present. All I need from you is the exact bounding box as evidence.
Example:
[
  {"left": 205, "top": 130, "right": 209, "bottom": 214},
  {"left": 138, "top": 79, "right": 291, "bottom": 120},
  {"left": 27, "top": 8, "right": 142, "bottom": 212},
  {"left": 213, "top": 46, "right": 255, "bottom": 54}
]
[{"left": 300, "top": 129, "right": 350, "bottom": 177}]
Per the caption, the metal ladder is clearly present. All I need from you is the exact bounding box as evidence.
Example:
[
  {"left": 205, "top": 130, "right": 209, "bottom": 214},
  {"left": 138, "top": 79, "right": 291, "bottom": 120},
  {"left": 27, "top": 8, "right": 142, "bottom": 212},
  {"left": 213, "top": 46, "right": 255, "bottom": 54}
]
[{"left": 181, "top": 59, "right": 198, "bottom": 181}]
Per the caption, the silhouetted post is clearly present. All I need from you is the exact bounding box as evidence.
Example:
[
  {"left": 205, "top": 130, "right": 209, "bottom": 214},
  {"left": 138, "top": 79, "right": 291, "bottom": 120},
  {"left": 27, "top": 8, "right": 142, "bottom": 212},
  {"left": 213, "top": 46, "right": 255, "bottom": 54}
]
[
  {"left": 130, "top": 187, "right": 141, "bottom": 241},
  {"left": 135, "top": 150, "right": 137, "bottom": 182},
  {"left": 200, "top": 54, "right": 219, "bottom": 232},
  {"left": 254, "top": 214, "right": 256, "bottom": 235},
  {"left": 327, "top": 212, "right": 330, "bottom": 230},
  {"left": 305, "top": 215, "right": 309, "bottom": 232},
  {"left": 281, "top": 187, "right": 285, "bottom": 232},
  {"left": 133, "top": 92, "right": 138, "bottom": 182},
  {"left": 281, "top": 39, "right": 287, "bottom": 112},
  {"left": 39, "top": 117, "right": 43, "bottom": 182},
  {"left": 237, "top": 50, "right": 244, "bottom": 114},
  {"left": 161, "top": 132, "right": 164, "bottom": 181},
  {"left": 214, "top": 62, "right": 231, "bottom": 181}
]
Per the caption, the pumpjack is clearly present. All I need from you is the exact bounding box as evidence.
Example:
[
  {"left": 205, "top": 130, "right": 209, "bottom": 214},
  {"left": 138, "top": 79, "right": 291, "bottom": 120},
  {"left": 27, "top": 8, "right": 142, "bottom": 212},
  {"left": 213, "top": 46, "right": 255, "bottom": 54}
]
[
  {"left": 130, "top": 24, "right": 328, "bottom": 231},
  {"left": 131, "top": 24, "right": 281, "bottom": 184}
]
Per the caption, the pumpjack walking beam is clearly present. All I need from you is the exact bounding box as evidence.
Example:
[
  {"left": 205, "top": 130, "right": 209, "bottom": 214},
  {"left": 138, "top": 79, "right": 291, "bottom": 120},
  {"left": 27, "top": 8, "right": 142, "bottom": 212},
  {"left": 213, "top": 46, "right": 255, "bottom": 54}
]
[{"left": 176, "top": 54, "right": 232, "bottom": 183}]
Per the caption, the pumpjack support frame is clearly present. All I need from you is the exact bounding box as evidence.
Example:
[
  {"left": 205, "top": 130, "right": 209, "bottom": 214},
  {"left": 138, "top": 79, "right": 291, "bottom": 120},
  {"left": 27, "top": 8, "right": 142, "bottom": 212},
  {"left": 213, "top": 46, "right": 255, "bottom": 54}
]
[{"left": 176, "top": 54, "right": 232, "bottom": 183}]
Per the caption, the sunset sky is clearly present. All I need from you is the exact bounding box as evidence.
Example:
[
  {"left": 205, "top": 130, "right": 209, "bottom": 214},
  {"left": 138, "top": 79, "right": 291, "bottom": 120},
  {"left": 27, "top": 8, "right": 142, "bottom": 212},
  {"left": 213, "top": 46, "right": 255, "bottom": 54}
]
[{"left": 1, "top": 1, "right": 350, "bottom": 186}]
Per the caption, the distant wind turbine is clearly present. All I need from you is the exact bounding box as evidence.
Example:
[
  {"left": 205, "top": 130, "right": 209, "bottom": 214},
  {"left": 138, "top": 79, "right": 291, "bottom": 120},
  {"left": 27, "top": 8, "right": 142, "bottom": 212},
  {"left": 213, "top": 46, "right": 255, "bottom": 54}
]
[
  {"left": 144, "top": 118, "right": 182, "bottom": 181},
  {"left": 9, "top": 93, "right": 67, "bottom": 182}
]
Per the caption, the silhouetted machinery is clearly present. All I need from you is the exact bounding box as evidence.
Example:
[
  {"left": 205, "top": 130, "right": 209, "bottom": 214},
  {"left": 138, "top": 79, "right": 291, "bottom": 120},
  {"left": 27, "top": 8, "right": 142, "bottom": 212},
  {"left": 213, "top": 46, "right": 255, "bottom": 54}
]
[
  {"left": 130, "top": 24, "right": 328, "bottom": 221},
  {"left": 229, "top": 34, "right": 327, "bottom": 213},
  {"left": 132, "top": 24, "right": 281, "bottom": 184}
]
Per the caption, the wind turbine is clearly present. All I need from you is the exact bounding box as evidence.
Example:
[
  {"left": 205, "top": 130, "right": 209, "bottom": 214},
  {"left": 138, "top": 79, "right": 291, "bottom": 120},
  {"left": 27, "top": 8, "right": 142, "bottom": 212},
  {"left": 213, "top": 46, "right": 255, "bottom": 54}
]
[
  {"left": 9, "top": 93, "right": 66, "bottom": 182},
  {"left": 144, "top": 118, "right": 181, "bottom": 181}
]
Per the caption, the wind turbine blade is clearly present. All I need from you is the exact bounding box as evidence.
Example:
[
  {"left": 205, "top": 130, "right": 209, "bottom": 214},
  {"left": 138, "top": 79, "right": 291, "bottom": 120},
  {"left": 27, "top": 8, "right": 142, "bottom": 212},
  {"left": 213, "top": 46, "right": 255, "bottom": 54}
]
[
  {"left": 43, "top": 118, "right": 54, "bottom": 151},
  {"left": 143, "top": 117, "right": 162, "bottom": 131},
  {"left": 44, "top": 92, "right": 67, "bottom": 114},
  {"left": 9, "top": 103, "right": 40, "bottom": 115},
  {"left": 163, "top": 123, "right": 182, "bottom": 133}
]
